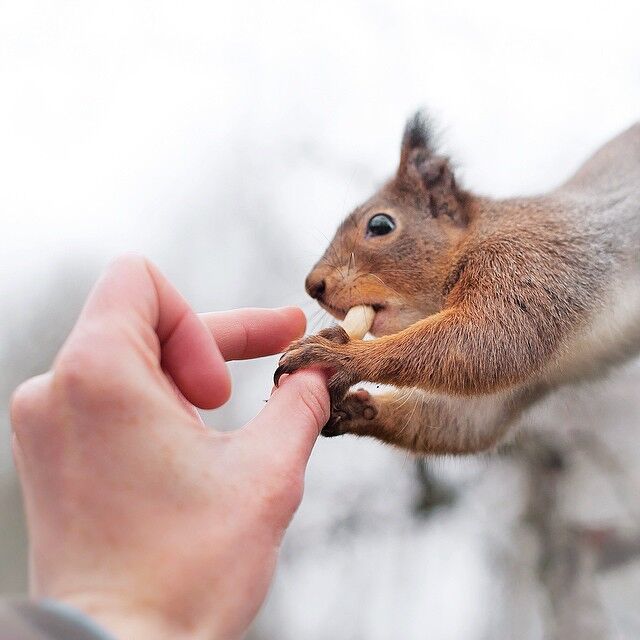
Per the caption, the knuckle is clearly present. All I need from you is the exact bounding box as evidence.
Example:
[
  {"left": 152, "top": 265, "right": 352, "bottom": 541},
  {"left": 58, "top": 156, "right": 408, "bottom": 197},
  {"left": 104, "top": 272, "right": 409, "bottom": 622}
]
[
  {"left": 9, "top": 385, "right": 31, "bottom": 428},
  {"left": 9, "top": 378, "right": 44, "bottom": 430},
  {"left": 54, "top": 347, "right": 92, "bottom": 391},
  {"left": 52, "top": 339, "right": 112, "bottom": 402}
]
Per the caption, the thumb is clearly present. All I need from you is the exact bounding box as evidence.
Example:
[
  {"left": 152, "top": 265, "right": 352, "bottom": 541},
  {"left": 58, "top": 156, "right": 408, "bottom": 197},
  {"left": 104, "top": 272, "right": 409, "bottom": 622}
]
[{"left": 243, "top": 369, "right": 330, "bottom": 468}]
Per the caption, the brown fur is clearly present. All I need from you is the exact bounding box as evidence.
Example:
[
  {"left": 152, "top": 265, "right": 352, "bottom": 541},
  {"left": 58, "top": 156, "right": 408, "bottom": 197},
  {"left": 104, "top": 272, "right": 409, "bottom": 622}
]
[{"left": 275, "top": 113, "right": 640, "bottom": 455}]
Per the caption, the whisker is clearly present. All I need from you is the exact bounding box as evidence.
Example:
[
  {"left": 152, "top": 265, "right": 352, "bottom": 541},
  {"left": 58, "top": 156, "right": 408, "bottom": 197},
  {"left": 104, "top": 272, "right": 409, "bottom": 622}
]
[
  {"left": 393, "top": 388, "right": 418, "bottom": 412},
  {"left": 368, "top": 273, "right": 405, "bottom": 300},
  {"left": 310, "top": 310, "right": 329, "bottom": 334},
  {"left": 311, "top": 229, "right": 346, "bottom": 276},
  {"left": 397, "top": 392, "right": 421, "bottom": 438}
]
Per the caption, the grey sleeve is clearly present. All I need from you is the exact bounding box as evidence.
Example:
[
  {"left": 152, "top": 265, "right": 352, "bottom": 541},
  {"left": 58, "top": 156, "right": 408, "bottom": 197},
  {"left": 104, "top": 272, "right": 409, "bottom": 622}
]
[{"left": 0, "top": 599, "right": 115, "bottom": 640}]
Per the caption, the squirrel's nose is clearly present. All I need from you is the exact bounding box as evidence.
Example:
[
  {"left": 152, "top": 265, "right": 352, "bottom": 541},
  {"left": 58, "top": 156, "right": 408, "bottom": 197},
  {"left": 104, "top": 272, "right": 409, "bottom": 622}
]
[{"left": 306, "top": 276, "right": 326, "bottom": 300}]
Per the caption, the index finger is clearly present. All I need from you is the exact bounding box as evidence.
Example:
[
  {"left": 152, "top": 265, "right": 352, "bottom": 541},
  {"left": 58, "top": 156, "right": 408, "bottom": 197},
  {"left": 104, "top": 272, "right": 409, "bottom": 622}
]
[{"left": 199, "top": 307, "right": 306, "bottom": 361}]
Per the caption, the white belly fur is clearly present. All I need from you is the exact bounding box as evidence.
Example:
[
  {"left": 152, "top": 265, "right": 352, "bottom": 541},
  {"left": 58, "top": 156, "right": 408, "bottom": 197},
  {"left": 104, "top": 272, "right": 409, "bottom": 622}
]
[{"left": 543, "top": 273, "right": 640, "bottom": 385}]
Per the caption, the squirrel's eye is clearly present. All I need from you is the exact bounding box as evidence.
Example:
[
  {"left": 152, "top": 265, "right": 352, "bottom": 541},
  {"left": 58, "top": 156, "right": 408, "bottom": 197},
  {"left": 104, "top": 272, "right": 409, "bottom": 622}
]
[{"left": 366, "top": 213, "right": 396, "bottom": 237}]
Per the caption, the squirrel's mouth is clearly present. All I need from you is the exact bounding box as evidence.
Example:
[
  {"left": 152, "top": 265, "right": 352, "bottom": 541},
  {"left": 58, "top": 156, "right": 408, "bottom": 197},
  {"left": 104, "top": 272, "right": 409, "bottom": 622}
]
[
  {"left": 317, "top": 300, "right": 418, "bottom": 337},
  {"left": 318, "top": 301, "right": 385, "bottom": 322}
]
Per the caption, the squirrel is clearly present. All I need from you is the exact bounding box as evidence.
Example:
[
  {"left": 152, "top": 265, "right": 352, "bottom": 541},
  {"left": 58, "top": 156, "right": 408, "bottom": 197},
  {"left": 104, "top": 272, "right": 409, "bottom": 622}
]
[{"left": 274, "top": 112, "right": 640, "bottom": 455}]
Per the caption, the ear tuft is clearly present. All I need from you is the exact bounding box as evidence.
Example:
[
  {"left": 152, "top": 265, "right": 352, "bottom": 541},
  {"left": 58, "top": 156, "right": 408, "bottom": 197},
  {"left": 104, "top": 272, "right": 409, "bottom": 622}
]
[
  {"left": 399, "top": 109, "right": 437, "bottom": 176},
  {"left": 401, "top": 110, "right": 434, "bottom": 154},
  {"left": 395, "top": 110, "right": 468, "bottom": 225}
]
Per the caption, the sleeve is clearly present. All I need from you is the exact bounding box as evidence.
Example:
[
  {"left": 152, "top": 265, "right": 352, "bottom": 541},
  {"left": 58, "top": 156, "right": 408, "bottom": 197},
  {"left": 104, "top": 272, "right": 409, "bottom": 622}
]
[{"left": 0, "top": 599, "right": 115, "bottom": 640}]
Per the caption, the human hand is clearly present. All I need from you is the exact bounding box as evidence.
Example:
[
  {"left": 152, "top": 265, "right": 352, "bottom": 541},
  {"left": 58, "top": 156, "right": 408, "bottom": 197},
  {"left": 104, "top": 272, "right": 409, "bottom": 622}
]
[{"left": 10, "top": 255, "right": 329, "bottom": 640}]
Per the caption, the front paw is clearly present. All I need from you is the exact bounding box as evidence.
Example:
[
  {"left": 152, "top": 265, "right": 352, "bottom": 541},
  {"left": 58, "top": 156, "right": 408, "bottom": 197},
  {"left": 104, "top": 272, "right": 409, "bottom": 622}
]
[
  {"left": 274, "top": 327, "right": 356, "bottom": 402},
  {"left": 322, "top": 388, "right": 378, "bottom": 437}
]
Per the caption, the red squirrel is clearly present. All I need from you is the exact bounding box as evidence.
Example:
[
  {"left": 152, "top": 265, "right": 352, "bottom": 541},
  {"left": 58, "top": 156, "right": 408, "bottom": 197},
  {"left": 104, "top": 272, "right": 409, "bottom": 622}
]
[{"left": 275, "top": 112, "right": 640, "bottom": 454}]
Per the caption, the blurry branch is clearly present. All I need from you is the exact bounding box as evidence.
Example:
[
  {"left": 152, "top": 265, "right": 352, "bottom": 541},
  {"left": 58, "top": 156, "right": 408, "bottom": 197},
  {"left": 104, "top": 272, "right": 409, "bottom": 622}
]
[
  {"left": 574, "top": 430, "right": 640, "bottom": 524},
  {"left": 564, "top": 526, "right": 640, "bottom": 574},
  {"left": 519, "top": 436, "right": 612, "bottom": 640},
  {"left": 413, "top": 458, "right": 456, "bottom": 517}
]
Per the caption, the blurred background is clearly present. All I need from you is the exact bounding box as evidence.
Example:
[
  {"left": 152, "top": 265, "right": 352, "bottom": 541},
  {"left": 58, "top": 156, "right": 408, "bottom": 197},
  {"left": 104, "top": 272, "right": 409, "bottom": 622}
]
[{"left": 1, "top": 1, "right": 640, "bottom": 638}]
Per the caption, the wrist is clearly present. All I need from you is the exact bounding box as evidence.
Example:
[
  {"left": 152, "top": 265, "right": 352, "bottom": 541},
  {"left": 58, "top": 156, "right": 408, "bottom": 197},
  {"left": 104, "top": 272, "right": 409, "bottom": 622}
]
[{"left": 53, "top": 590, "right": 212, "bottom": 640}]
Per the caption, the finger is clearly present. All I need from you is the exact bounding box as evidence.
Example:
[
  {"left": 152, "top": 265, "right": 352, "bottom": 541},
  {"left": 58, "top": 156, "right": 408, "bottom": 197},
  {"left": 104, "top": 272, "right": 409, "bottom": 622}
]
[
  {"left": 60, "top": 254, "right": 231, "bottom": 409},
  {"left": 199, "top": 307, "right": 306, "bottom": 361},
  {"left": 243, "top": 369, "right": 329, "bottom": 468}
]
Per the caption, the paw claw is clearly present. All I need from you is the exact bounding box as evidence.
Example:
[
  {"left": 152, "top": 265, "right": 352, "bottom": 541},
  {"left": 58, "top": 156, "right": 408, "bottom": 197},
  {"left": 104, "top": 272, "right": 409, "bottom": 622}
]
[
  {"left": 321, "top": 390, "right": 378, "bottom": 439},
  {"left": 273, "top": 365, "right": 287, "bottom": 387},
  {"left": 321, "top": 423, "right": 342, "bottom": 437},
  {"left": 273, "top": 330, "right": 355, "bottom": 397}
]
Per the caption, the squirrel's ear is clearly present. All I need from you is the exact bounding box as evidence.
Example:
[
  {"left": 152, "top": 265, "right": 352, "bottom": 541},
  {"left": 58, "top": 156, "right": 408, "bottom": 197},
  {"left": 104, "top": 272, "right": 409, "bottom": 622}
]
[
  {"left": 399, "top": 110, "right": 434, "bottom": 170},
  {"left": 398, "top": 111, "right": 468, "bottom": 225},
  {"left": 411, "top": 153, "right": 468, "bottom": 225}
]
